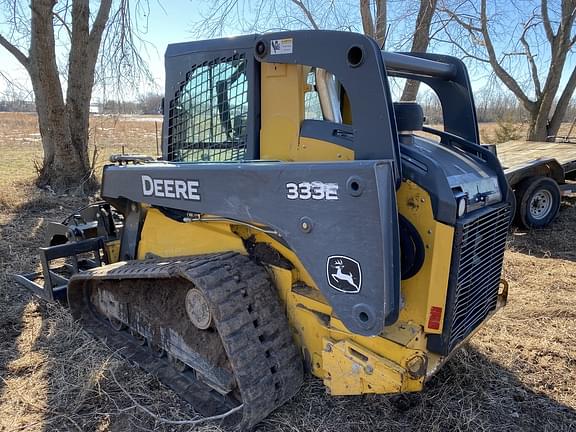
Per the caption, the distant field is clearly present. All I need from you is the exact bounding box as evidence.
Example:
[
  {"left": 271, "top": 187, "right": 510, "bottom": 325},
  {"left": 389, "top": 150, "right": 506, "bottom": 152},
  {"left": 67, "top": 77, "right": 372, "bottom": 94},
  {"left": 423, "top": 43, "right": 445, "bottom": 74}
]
[
  {"left": 0, "top": 112, "right": 160, "bottom": 188},
  {"left": 0, "top": 112, "right": 574, "bottom": 188},
  {"left": 0, "top": 113, "right": 574, "bottom": 431}
]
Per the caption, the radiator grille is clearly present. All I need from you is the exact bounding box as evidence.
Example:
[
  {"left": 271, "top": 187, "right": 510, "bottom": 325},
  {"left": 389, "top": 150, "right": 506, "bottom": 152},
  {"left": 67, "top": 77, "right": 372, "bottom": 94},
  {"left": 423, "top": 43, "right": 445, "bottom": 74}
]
[
  {"left": 428, "top": 204, "right": 510, "bottom": 355},
  {"left": 167, "top": 54, "right": 248, "bottom": 162}
]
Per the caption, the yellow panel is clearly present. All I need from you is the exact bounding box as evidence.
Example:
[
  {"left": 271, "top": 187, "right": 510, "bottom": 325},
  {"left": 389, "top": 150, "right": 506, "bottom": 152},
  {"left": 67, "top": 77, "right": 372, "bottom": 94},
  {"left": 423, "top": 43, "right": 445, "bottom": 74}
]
[
  {"left": 341, "top": 90, "right": 352, "bottom": 125},
  {"left": 137, "top": 208, "right": 246, "bottom": 259},
  {"left": 397, "top": 181, "right": 454, "bottom": 334},
  {"left": 267, "top": 262, "right": 428, "bottom": 394},
  {"left": 322, "top": 339, "right": 405, "bottom": 395},
  {"left": 260, "top": 63, "right": 353, "bottom": 162},
  {"left": 260, "top": 62, "right": 304, "bottom": 160},
  {"left": 297, "top": 137, "right": 353, "bottom": 161}
]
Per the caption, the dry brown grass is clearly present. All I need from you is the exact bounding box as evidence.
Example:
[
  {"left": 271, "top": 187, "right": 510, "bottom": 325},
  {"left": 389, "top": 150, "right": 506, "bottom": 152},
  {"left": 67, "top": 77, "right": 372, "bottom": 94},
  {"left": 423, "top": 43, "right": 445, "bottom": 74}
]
[
  {"left": 478, "top": 121, "right": 575, "bottom": 144},
  {"left": 0, "top": 113, "right": 575, "bottom": 431}
]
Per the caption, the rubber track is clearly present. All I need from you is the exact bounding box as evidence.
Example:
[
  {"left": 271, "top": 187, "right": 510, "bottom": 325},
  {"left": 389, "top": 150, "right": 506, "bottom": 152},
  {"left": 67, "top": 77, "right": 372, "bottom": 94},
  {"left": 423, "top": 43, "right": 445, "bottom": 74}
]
[{"left": 68, "top": 252, "right": 303, "bottom": 430}]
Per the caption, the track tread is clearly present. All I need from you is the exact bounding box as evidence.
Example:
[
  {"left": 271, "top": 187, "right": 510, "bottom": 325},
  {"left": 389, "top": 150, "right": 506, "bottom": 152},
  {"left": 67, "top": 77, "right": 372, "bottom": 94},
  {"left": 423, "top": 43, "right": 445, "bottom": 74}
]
[
  {"left": 188, "top": 255, "right": 303, "bottom": 429},
  {"left": 69, "top": 252, "right": 303, "bottom": 430}
]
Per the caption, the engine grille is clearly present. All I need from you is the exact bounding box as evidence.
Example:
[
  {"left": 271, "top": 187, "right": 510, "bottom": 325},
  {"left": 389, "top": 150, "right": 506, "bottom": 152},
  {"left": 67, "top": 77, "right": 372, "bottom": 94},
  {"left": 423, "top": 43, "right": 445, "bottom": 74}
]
[{"left": 428, "top": 203, "right": 510, "bottom": 355}]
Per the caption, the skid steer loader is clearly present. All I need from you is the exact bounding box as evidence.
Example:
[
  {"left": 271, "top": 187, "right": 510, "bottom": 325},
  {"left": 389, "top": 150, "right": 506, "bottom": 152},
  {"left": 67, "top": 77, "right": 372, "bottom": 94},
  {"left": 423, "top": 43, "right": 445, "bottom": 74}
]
[{"left": 16, "top": 31, "right": 513, "bottom": 429}]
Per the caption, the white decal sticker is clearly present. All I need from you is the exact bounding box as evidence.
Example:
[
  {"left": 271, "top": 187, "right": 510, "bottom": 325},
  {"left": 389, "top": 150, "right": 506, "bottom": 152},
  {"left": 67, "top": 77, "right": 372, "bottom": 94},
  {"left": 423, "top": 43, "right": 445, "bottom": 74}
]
[
  {"left": 326, "top": 256, "right": 362, "bottom": 293},
  {"left": 270, "top": 38, "right": 293, "bottom": 55},
  {"left": 141, "top": 175, "right": 200, "bottom": 201},
  {"left": 285, "top": 182, "right": 339, "bottom": 200}
]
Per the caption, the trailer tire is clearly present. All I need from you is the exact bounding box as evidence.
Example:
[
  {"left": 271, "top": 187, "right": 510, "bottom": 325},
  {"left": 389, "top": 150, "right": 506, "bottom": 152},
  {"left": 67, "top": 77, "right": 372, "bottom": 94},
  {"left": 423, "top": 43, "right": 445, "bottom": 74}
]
[{"left": 514, "top": 176, "right": 561, "bottom": 228}]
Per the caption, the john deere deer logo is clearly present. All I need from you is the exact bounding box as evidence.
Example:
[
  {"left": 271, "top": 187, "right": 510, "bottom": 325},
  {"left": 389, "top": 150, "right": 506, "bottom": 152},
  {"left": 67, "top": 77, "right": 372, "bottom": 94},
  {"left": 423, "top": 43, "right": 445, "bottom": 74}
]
[{"left": 326, "top": 256, "right": 362, "bottom": 293}]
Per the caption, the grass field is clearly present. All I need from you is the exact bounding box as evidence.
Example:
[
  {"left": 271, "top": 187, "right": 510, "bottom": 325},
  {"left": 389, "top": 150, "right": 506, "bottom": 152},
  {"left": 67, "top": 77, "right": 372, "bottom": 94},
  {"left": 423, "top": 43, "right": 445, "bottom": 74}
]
[{"left": 0, "top": 113, "right": 575, "bottom": 431}]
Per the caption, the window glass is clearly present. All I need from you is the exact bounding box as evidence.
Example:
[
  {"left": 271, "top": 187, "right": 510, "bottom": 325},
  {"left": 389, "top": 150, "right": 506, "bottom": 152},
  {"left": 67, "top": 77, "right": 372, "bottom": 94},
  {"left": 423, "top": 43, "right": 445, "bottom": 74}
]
[
  {"left": 304, "top": 71, "right": 323, "bottom": 120},
  {"left": 168, "top": 55, "right": 248, "bottom": 161}
]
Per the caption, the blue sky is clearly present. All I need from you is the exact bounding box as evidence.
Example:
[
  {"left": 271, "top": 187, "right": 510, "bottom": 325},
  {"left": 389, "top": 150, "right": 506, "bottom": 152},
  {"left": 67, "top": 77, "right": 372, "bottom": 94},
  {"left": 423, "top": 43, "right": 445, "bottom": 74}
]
[
  {"left": 0, "top": 1, "right": 210, "bottom": 98},
  {"left": 0, "top": 0, "right": 573, "bottom": 103}
]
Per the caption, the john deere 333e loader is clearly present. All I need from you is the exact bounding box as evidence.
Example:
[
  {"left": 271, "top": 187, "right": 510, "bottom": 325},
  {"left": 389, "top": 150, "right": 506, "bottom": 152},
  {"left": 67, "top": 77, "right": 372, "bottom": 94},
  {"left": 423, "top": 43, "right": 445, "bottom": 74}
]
[{"left": 16, "top": 31, "right": 513, "bottom": 430}]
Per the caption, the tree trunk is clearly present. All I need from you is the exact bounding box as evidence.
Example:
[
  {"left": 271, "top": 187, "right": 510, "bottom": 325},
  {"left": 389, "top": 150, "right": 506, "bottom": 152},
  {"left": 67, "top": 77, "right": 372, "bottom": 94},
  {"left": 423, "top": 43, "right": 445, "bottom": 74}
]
[
  {"left": 548, "top": 63, "right": 576, "bottom": 138},
  {"left": 374, "top": 0, "right": 387, "bottom": 47},
  {"left": 30, "top": 0, "right": 112, "bottom": 192},
  {"left": 360, "top": 0, "right": 376, "bottom": 41},
  {"left": 527, "top": 108, "right": 551, "bottom": 141},
  {"left": 360, "top": 0, "right": 387, "bottom": 47},
  {"left": 30, "top": 0, "right": 89, "bottom": 191},
  {"left": 64, "top": 0, "right": 108, "bottom": 192},
  {"left": 0, "top": 0, "right": 118, "bottom": 192},
  {"left": 401, "top": 0, "right": 438, "bottom": 101}
]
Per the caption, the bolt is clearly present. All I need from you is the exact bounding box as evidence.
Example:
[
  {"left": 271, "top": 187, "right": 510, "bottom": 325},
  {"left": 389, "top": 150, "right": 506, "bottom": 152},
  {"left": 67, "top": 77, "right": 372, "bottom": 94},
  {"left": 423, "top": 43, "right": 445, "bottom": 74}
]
[
  {"left": 420, "top": 198, "right": 425, "bottom": 203},
  {"left": 255, "top": 41, "right": 266, "bottom": 56},
  {"left": 299, "top": 217, "right": 313, "bottom": 233},
  {"left": 406, "top": 355, "right": 426, "bottom": 378},
  {"left": 365, "top": 365, "right": 374, "bottom": 375},
  {"left": 427, "top": 229, "right": 432, "bottom": 234},
  {"left": 325, "top": 343, "right": 332, "bottom": 352}
]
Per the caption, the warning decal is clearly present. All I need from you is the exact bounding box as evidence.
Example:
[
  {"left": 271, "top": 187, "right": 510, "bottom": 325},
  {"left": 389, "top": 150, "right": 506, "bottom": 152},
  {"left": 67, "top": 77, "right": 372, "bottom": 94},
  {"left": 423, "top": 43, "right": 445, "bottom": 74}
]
[{"left": 270, "top": 38, "right": 293, "bottom": 55}]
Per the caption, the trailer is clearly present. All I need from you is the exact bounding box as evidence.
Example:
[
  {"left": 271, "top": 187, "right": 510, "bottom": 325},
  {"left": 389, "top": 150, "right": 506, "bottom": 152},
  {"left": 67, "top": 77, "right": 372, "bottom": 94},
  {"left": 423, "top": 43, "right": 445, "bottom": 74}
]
[{"left": 493, "top": 139, "right": 576, "bottom": 228}]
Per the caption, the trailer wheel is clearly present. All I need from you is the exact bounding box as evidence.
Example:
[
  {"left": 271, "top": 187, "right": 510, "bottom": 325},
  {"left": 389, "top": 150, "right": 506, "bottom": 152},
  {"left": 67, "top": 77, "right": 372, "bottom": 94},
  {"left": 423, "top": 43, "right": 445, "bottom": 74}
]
[{"left": 514, "top": 176, "right": 561, "bottom": 228}]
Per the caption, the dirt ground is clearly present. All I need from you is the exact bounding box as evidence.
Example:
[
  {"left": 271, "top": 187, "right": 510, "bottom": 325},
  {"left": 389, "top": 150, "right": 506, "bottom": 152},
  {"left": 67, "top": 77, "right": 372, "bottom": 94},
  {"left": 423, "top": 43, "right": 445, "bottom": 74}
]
[{"left": 0, "top": 113, "right": 575, "bottom": 431}]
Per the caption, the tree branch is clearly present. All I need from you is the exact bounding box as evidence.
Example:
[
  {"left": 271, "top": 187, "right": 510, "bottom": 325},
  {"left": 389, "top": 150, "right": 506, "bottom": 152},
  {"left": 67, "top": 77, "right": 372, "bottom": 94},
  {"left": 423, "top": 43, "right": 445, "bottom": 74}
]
[
  {"left": 290, "top": 0, "right": 319, "bottom": 30},
  {"left": 549, "top": 61, "right": 576, "bottom": 133},
  {"left": 400, "top": 0, "right": 438, "bottom": 101},
  {"left": 89, "top": 0, "right": 112, "bottom": 50},
  {"left": 520, "top": 18, "right": 542, "bottom": 98},
  {"left": 442, "top": 8, "right": 481, "bottom": 32},
  {"left": 437, "top": 34, "right": 490, "bottom": 63},
  {"left": 360, "top": 0, "right": 375, "bottom": 40},
  {"left": 53, "top": 11, "right": 72, "bottom": 39},
  {"left": 375, "top": 0, "right": 386, "bottom": 47},
  {"left": 541, "top": 0, "right": 554, "bottom": 43},
  {"left": 0, "top": 33, "right": 29, "bottom": 69},
  {"left": 479, "top": 0, "right": 535, "bottom": 111}
]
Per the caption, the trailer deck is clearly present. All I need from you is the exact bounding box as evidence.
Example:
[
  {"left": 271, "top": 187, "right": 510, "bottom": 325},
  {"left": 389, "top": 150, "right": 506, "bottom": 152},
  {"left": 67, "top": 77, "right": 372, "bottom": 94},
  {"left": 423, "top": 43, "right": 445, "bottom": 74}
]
[{"left": 495, "top": 140, "right": 576, "bottom": 177}]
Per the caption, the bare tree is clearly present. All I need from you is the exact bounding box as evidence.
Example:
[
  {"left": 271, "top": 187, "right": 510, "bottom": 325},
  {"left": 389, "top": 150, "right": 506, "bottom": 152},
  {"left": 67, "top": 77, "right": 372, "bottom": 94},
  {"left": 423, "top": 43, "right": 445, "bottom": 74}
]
[
  {"left": 192, "top": 0, "right": 385, "bottom": 44},
  {"left": 440, "top": 0, "right": 576, "bottom": 141},
  {"left": 0, "top": 0, "right": 150, "bottom": 191},
  {"left": 138, "top": 92, "right": 163, "bottom": 114},
  {"left": 360, "top": 0, "right": 387, "bottom": 47},
  {"left": 400, "top": 0, "right": 438, "bottom": 101},
  {"left": 191, "top": 0, "right": 359, "bottom": 36},
  {"left": 193, "top": 1, "right": 442, "bottom": 103}
]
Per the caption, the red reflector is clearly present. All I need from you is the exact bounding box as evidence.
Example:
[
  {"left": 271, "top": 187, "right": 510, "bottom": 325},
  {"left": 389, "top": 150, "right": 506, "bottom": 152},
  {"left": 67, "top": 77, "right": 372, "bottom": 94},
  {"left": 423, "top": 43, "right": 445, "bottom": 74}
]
[{"left": 427, "top": 306, "right": 443, "bottom": 330}]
